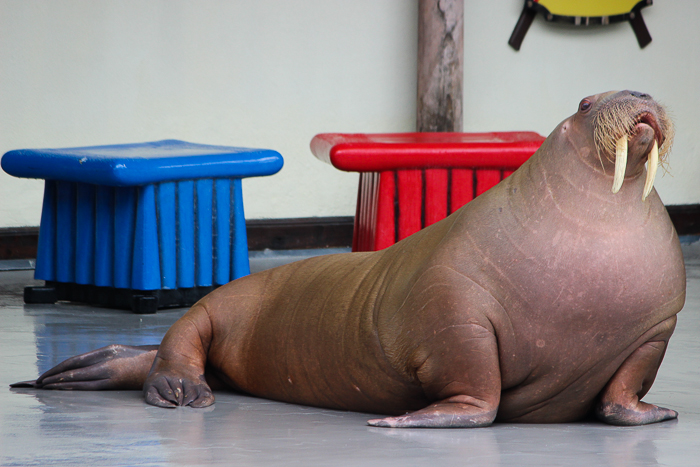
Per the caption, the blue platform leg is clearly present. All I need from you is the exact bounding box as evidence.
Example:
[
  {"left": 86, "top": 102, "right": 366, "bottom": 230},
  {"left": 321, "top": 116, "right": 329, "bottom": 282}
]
[
  {"left": 94, "top": 186, "right": 114, "bottom": 287},
  {"left": 132, "top": 184, "right": 161, "bottom": 291},
  {"left": 157, "top": 182, "right": 177, "bottom": 290},
  {"left": 114, "top": 187, "right": 136, "bottom": 289},
  {"left": 75, "top": 183, "right": 96, "bottom": 285},
  {"left": 196, "top": 179, "right": 213, "bottom": 287},
  {"left": 131, "top": 184, "right": 162, "bottom": 313},
  {"left": 214, "top": 179, "right": 231, "bottom": 285},
  {"left": 231, "top": 178, "right": 250, "bottom": 278},
  {"left": 25, "top": 181, "right": 60, "bottom": 304},
  {"left": 177, "top": 180, "right": 195, "bottom": 289},
  {"left": 34, "top": 181, "right": 57, "bottom": 282},
  {"left": 55, "top": 181, "right": 76, "bottom": 283}
]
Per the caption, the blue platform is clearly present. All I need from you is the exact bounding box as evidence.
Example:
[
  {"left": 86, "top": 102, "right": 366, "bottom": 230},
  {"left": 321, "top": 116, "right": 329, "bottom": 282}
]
[{"left": 2, "top": 140, "right": 283, "bottom": 313}]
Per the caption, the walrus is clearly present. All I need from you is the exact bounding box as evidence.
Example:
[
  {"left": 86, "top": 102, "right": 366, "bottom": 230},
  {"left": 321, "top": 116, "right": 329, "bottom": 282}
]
[{"left": 12, "top": 90, "right": 685, "bottom": 428}]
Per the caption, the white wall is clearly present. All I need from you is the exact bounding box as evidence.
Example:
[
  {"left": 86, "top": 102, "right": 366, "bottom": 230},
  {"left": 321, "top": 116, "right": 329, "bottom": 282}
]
[{"left": 1, "top": 1, "right": 698, "bottom": 228}]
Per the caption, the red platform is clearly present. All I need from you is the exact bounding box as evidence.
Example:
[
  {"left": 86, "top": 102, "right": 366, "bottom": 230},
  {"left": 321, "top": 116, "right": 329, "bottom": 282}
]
[{"left": 310, "top": 132, "right": 545, "bottom": 252}]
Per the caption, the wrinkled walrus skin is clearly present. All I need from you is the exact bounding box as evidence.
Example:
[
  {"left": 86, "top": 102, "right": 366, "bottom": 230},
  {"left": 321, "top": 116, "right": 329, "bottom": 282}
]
[{"left": 13, "top": 91, "right": 686, "bottom": 428}]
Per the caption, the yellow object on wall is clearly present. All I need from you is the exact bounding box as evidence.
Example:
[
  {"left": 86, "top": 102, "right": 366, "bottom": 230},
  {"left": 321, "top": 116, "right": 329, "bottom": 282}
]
[{"left": 537, "top": 0, "right": 642, "bottom": 18}]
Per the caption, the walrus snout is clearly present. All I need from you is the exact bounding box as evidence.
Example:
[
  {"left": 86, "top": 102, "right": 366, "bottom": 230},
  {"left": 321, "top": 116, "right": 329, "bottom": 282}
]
[
  {"left": 592, "top": 91, "right": 673, "bottom": 200},
  {"left": 594, "top": 92, "right": 671, "bottom": 156}
]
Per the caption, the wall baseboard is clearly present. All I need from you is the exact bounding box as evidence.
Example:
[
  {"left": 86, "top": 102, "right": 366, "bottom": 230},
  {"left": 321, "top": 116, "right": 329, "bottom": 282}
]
[
  {"left": 0, "top": 227, "right": 40, "bottom": 260},
  {"left": 246, "top": 216, "right": 354, "bottom": 250},
  {"left": 666, "top": 204, "right": 700, "bottom": 238},
  {"left": 1, "top": 205, "right": 698, "bottom": 260}
]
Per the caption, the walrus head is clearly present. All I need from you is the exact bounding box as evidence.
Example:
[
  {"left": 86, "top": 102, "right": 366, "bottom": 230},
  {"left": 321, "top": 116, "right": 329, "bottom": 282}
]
[{"left": 574, "top": 90, "right": 673, "bottom": 201}]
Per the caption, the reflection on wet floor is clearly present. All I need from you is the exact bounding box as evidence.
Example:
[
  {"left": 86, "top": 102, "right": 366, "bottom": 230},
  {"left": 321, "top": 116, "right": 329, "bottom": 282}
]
[{"left": 1, "top": 245, "right": 699, "bottom": 466}]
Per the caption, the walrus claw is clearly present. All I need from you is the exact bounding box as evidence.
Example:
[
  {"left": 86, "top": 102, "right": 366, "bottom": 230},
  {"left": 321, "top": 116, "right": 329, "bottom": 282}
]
[{"left": 143, "top": 374, "right": 214, "bottom": 408}]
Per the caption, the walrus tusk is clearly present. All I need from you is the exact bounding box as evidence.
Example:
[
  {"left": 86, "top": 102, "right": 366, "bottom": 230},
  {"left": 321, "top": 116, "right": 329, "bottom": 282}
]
[
  {"left": 612, "top": 136, "right": 628, "bottom": 193},
  {"left": 642, "top": 139, "right": 659, "bottom": 201}
]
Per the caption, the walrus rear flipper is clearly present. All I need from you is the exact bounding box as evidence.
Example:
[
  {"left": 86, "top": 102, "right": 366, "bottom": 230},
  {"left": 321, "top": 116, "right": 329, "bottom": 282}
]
[
  {"left": 10, "top": 344, "right": 159, "bottom": 391},
  {"left": 595, "top": 316, "right": 679, "bottom": 426},
  {"left": 367, "top": 396, "right": 498, "bottom": 428},
  {"left": 9, "top": 380, "right": 38, "bottom": 388},
  {"left": 369, "top": 319, "right": 502, "bottom": 428}
]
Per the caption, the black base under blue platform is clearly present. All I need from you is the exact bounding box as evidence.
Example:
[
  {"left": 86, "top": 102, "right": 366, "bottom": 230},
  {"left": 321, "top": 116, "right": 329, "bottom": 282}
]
[{"left": 24, "top": 282, "right": 217, "bottom": 314}]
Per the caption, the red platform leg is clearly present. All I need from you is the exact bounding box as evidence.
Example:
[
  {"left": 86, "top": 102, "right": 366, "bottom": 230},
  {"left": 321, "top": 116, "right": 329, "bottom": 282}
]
[
  {"left": 476, "top": 169, "right": 502, "bottom": 197},
  {"left": 397, "top": 170, "right": 423, "bottom": 241},
  {"left": 425, "top": 169, "right": 448, "bottom": 226},
  {"left": 450, "top": 168, "right": 474, "bottom": 213},
  {"left": 375, "top": 171, "right": 396, "bottom": 251}
]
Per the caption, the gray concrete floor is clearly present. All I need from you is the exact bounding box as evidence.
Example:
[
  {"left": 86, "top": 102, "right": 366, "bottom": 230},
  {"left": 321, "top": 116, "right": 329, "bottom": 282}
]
[{"left": 1, "top": 246, "right": 699, "bottom": 466}]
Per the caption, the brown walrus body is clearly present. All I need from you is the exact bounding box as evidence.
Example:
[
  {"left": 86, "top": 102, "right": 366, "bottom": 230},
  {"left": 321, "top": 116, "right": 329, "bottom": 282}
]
[{"left": 14, "top": 90, "right": 686, "bottom": 428}]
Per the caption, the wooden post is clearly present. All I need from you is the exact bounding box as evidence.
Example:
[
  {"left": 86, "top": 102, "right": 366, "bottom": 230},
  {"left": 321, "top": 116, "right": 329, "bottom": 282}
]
[{"left": 417, "top": 0, "right": 463, "bottom": 132}]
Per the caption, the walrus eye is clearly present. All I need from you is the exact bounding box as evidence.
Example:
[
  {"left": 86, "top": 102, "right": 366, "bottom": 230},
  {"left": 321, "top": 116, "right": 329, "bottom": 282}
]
[{"left": 579, "top": 99, "right": 592, "bottom": 113}]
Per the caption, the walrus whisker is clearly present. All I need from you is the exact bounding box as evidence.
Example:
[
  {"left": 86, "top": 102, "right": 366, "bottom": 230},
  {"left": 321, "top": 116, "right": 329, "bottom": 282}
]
[
  {"left": 593, "top": 99, "right": 674, "bottom": 171},
  {"left": 595, "top": 146, "right": 606, "bottom": 175}
]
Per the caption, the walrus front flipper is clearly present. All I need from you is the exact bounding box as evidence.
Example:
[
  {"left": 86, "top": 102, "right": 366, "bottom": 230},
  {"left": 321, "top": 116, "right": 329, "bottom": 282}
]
[
  {"left": 10, "top": 344, "right": 159, "bottom": 391},
  {"left": 143, "top": 304, "right": 215, "bottom": 408},
  {"left": 595, "top": 316, "right": 678, "bottom": 426}
]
